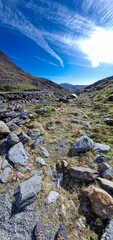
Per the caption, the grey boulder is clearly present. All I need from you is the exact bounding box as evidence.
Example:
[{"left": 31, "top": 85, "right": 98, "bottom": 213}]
[
  {"left": 8, "top": 142, "right": 28, "bottom": 166},
  {"left": 93, "top": 155, "right": 111, "bottom": 164},
  {"left": 68, "top": 136, "right": 93, "bottom": 156},
  {"left": 30, "top": 132, "right": 40, "bottom": 140},
  {"left": 70, "top": 166, "right": 99, "bottom": 181},
  {"left": 98, "top": 163, "right": 113, "bottom": 180},
  {"left": 19, "top": 131, "right": 30, "bottom": 144},
  {"left": 14, "top": 175, "right": 42, "bottom": 209},
  {"left": 31, "top": 136, "right": 44, "bottom": 149},
  {"left": 93, "top": 143, "right": 110, "bottom": 153},
  {"left": 40, "top": 146, "right": 50, "bottom": 157},
  {"left": 37, "top": 157, "right": 46, "bottom": 167}
]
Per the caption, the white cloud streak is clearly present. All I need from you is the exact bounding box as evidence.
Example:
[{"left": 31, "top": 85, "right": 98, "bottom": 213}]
[{"left": 34, "top": 56, "right": 58, "bottom": 67}]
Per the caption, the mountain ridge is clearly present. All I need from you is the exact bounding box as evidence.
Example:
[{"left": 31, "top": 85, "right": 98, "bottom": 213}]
[{"left": 60, "top": 83, "right": 88, "bottom": 91}]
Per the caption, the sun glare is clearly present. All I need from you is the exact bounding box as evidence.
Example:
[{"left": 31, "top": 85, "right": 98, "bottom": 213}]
[{"left": 80, "top": 28, "right": 113, "bottom": 67}]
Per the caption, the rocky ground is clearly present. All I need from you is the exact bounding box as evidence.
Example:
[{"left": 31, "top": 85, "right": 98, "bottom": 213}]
[{"left": 0, "top": 91, "right": 113, "bottom": 240}]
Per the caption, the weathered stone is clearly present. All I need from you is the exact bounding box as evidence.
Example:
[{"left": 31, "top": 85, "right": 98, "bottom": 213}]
[
  {"left": 84, "top": 123, "right": 91, "bottom": 128},
  {"left": 1, "top": 159, "right": 10, "bottom": 170},
  {"left": 31, "top": 136, "right": 44, "bottom": 149},
  {"left": 55, "top": 138, "right": 66, "bottom": 155},
  {"left": 0, "top": 167, "right": 11, "bottom": 183},
  {"left": 0, "top": 121, "right": 10, "bottom": 135},
  {"left": 36, "top": 107, "right": 47, "bottom": 114},
  {"left": 40, "top": 146, "right": 50, "bottom": 157},
  {"left": 30, "top": 132, "right": 40, "bottom": 140},
  {"left": 71, "top": 119, "right": 80, "bottom": 124},
  {"left": 84, "top": 186, "right": 113, "bottom": 219},
  {"left": 70, "top": 167, "right": 99, "bottom": 181},
  {"left": 7, "top": 132, "right": 19, "bottom": 146},
  {"left": 19, "top": 131, "right": 30, "bottom": 144},
  {"left": 61, "top": 160, "right": 68, "bottom": 168},
  {"left": 98, "top": 163, "right": 113, "bottom": 180},
  {"left": 14, "top": 175, "right": 42, "bottom": 209},
  {"left": 97, "top": 177, "right": 113, "bottom": 193},
  {"left": 68, "top": 136, "right": 93, "bottom": 156},
  {"left": 103, "top": 118, "right": 113, "bottom": 126},
  {"left": 37, "top": 157, "right": 46, "bottom": 167},
  {"left": 8, "top": 142, "right": 28, "bottom": 166},
  {"left": 93, "top": 143, "right": 110, "bottom": 153},
  {"left": 93, "top": 155, "right": 111, "bottom": 164},
  {"left": 45, "top": 191, "right": 59, "bottom": 205}
]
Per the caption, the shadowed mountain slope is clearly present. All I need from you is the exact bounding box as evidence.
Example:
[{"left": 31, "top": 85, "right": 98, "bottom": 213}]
[
  {"left": 60, "top": 83, "right": 88, "bottom": 91},
  {"left": 0, "top": 51, "right": 69, "bottom": 94}
]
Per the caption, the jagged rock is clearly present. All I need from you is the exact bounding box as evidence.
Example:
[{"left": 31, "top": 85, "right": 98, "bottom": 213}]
[
  {"left": 93, "top": 155, "right": 111, "bottom": 164},
  {"left": 31, "top": 136, "right": 44, "bottom": 149},
  {"left": 98, "top": 163, "right": 113, "bottom": 180},
  {"left": 97, "top": 177, "right": 113, "bottom": 193},
  {"left": 71, "top": 119, "right": 80, "bottom": 124},
  {"left": 68, "top": 136, "right": 93, "bottom": 156},
  {"left": 61, "top": 160, "right": 68, "bottom": 168},
  {"left": 37, "top": 157, "right": 46, "bottom": 167},
  {"left": 70, "top": 167, "right": 99, "bottom": 181},
  {"left": 101, "top": 218, "right": 113, "bottom": 240},
  {"left": 9, "top": 123, "right": 22, "bottom": 135},
  {"left": 19, "top": 131, "right": 30, "bottom": 144},
  {"left": 93, "top": 143, "right": 110, "bottom": 153},
  {"left": 0, "top": 167, "right": 11, "bottom": 183},
  {"left": 8, "top": 142, "right": 28, "bottom": 166},
  {"left": 31, "top": 169, "right": 43, "bottom": 175},
  {"left": 0, "top": 121, "right": 10, "bottom": 135},
  {"left": 1, "top": 159, "right": 10, "bottom": 169},
  {"left": 14, "top": 175, "right": 42, "bottom": 209},
  {"left": 36, "top": 107, "right": 47, "bottom": 114},
  {"left": 30, "top": 132, "right": 40, "bottom": 140},
  {"left": 45, "top": 191, "right": 59, "bottom": 205},
  {"left": 84, "top": 186, "right": 113, "bottom": 219},
  {"left": 40, "top": 146, "right": 50, "bottom": 157},
  {"left": 7, "top": 132, "right": 19, "bottom": 146}
]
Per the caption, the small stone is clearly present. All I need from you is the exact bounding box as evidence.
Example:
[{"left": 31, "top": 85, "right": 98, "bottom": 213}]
[
  {"left": 93, "top": 155, "right": 111, "bottom": 164},
  {"left": 1, "top": 159, "right": 10, "bottom": 170},
  {"left": 93, "top": 143, "right": 111, "bottom": 153},
  {"left": 31, "top": 136, "right": 44, "bottom": 149},
  {"left": 37, "top": 157, "right": 46, "bottom": 167},
  {"left": 70, "top": 166, "right": 99, "bottom": 181},
  {"left": 19, "top": 131, "right": 30, "bottom": 144},
  {"left": 40, "top": 146, "right": 50, "bottom": 157},
  {"left": 61, "top": 160, "right": 68, "bottom": 168},
  {"left": 8, "top": 142, "right": 28, "bottom": 166},
  {"left": 46, "top": 167, "right": 52, "bottom": 176},
  {"left": 45, "top": 191, "right": 59, "bottom": 205},
  {"left": 0, "top": 167, "right": 11, "bottom": 183},
  {"left": 16, "top": 172, "right": 24, "bottom": 179},
  {"left": 71, "top": 119, "right": 80, "bottom": 124},
  {"left": 84, "top": 186, "right": 113, "bottom": 219},
  {"left": 98, "top": 163, "right": 113, "bottom": 180},
  {"left": 7, "top": 132, "right": 19, "bottom": 146},
  {"left": 84, "top": 123, "right": 91, "bottom": 128},
  {"left": 0, "top": 121, "right": 10, "bottom": 135},
  {"left": 36, "top": 107, "right": 47, "bottom": 114},
  {"left": 97, "top": 177, "right": 113, "bottom": 193},
  {"left": 30, "top": 132, "right": 40, "bottom": 140}
]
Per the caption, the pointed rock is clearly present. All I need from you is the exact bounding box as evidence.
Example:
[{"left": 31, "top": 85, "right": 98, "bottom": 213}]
[
  {"left": 68, "top": 136, "right": 93, "bottom": 156},
  {"left": 0, "top": 121, "right": 10, "bottom": 135},
  {"left": 8, "top": 142, "right": 28, "bottom": 166}
]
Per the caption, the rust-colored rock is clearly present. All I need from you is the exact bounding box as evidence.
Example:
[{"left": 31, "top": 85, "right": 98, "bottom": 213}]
[
  {"left": 0, "top": 121, "right": 10, "bottom": 135},
  {"left": 70, "top": 167, "right": 99, "bottom": 181},
  {"left": 84, "top": 186, "right": 113, "bottom": 219},
  {"left": 13, "top": 127, "right": 22, "bottom": 135}
]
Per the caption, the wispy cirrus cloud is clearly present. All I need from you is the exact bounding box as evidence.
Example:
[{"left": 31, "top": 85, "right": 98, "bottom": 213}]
[
  {"left": 34, "top": 56, "right": 58, "bottom": 67},
  {"left": 1, "top": 0, "right": 113, "bottom": 68}
]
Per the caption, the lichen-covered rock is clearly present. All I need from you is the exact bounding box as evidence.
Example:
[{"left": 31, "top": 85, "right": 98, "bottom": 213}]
[
  {"left": 84, "top": 186, "right": 113, "bottom": 219},
  {"left": 8, "top": 142, "right": 28, "bottom": 166},
  {"left": 0, "top": 121, "right": 10, "bottom": 135},
  {"left": 70, "top": 167, "right": 99, "bottom": 181},
  {"left": 93, "top": 143, "right": 110, "bottom": 153},
  {"left": 68, "top": 136, "right": 93, "bottom": 156}
]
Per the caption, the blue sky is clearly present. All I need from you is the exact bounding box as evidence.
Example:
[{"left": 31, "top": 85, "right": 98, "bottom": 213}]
[{"left": 1, "top": 0, "right": 113, "bottom": 85}]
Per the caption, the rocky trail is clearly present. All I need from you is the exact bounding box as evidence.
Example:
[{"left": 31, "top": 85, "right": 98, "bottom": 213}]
[{"left": 0, "top": 92, "right": 113, "bottom": 240}]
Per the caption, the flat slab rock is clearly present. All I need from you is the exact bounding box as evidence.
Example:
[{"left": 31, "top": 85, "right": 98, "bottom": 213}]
[
  {"left": 0, "top": 167, "right": 11, "bottom": 183},
  {"left": 70, "top": 167, "right": 99, "bottom": 181},
  {"left": 8, "top": 142, "right": 28, "bottom": 166},
  {"left": 93, "top": 143, "right": 111, "bottom": 153},
  {"left": 68, "top": 136, "right": 93, "bottom": 156},
  {"left": 97, "top": 177, "right": 113, "bottom": 193},
  {"left": 84, "top": 186, "right": 113, "bottom": 219},
  {"left": 14, "top": 175, "right": 42, "bottom": 209},
  {"left": 40, "top": 146, "right": 50, "bottom": 157}
]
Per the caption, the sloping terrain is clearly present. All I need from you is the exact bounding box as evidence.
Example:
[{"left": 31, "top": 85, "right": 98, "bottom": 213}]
[
  {"left": 85, "top": 75, "right": 113, "bottom": 89},
  {"left": 0, "top": 73, "right": 113, "bottom": 240},
  {"left": 0, "top": 51, "right": 69, "bottom": 95},
  {"left": 60, "top": 83, "right": 88, "bottom": 91}
]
